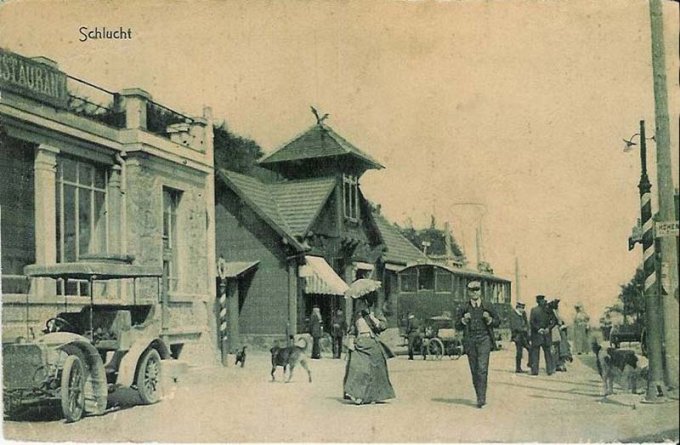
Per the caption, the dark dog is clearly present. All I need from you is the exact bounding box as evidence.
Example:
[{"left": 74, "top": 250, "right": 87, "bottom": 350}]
[
  {"left": 270, "top": 338, "right": 312, "bottom": 383},
  {"left": 235, "top": 346, "right": 247, "bottom": 368},
  {"left": 592, "top": 340, "right": 642, "bottom": 397}
]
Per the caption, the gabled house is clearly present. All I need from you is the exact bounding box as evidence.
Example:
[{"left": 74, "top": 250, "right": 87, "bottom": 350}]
[{"left": 214, "top": 122, "right": 388, "bottom": 349}]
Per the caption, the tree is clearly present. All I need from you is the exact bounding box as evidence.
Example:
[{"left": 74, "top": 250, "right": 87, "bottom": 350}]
[
  {"left": 213, "top": 122, "right": 265, "bottom": 174},
  {"left": 617, "top": 267, "right": 646, "bottom": 324}
]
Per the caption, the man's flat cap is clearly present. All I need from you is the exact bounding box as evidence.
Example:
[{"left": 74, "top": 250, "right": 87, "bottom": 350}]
[{"left": 467, "top": 281, "right": 482, "bottom": 290}]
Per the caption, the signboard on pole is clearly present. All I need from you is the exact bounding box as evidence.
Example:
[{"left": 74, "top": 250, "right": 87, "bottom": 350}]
[{"left": 655, "top": 221, "right": 679, "bottom": 237}]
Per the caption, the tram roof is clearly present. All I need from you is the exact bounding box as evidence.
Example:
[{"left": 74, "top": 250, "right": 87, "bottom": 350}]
[{"left": 397, "top": 263, "right": 511, "bottom": 284}]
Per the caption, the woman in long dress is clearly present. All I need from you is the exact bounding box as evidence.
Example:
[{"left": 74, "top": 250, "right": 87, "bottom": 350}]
[
  {"left": 343, "top": 297, "right": 395, "bottom": 405},
  {"left": 572, "top": 303, "right": 590, "bottom": 354}
]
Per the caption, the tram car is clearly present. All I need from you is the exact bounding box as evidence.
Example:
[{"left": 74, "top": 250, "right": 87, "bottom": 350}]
[{"left": 394, "top": 263, "right": 512, "bottom": 339}]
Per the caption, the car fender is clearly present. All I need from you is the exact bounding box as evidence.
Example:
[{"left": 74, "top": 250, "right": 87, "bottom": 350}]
[
  {"left": 36, "top": 331, "right": 90, "bottom": 347},
  {"left": 57, "top": 340, "right": 108, "bottom": 416},
  {"left": 117, "top": 337, "right": 170, "bottom": 388}
]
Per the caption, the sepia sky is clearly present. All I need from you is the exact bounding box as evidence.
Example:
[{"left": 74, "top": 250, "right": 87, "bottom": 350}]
[{"left": 1, "top": 0, "right": 678, "bottom": 320}]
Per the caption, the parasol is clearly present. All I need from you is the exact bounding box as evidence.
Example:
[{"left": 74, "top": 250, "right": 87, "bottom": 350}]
[{"left": 344, "top": 278, "right": 382, "bottom": 299}]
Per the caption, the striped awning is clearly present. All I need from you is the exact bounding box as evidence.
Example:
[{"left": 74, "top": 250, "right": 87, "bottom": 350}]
[{"left": 299, "top": 256, "right": 349, "bottom": 296}]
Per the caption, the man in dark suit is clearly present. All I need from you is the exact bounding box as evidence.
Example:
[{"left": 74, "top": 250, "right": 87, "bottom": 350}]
[
  {"left": 330, "top": 309, "right": 347, "bottom": 359},
  {"left": 529, "top": 295, "right": 553, "bottom": 376},
  {"left": 509, "top": 301, "right": 530, "bottom": 373},
  {"left": 405, "top": 312, "right": 422, "bottom": 360},
  {"left": 455, "top": 280, "right": 501, "bottom": 408},
  {"left": 310, "top": 306, "right": 323, "bottom": 359}
]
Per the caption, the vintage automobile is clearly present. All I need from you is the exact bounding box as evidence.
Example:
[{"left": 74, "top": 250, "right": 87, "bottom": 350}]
[
  {"left": 610, "top": 321, "right": 647, "bottom": 355},
  {"left": 3, "top": 259, "right": 183, "bottom": 422}
]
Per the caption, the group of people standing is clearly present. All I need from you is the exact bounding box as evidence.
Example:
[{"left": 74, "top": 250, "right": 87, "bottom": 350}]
[
  {"left": 317, "top": 282, "right": 591, "bottom": 410},
  {"left": 308, "top": 307, "right": 348, "bottom": 360},
  {"left": 510, "top": 295, "right": 589, "bottom": 376}
]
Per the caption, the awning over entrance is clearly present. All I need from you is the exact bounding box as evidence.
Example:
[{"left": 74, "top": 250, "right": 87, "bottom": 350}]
[
  {"left": 299, "top": 256, "right": 349, "bottom": 296},
  {"left": 217, "top": 260, "right": 260, "bottom": 279},
  {"left": 384, "top": 263, "right": 405, "bottom": 272},
  {"left": 354, "top": 261, "right": 374, "bottom": 271}
]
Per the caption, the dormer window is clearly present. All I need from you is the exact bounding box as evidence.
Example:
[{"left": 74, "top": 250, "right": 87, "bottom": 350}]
[{"left": 342, "top": 174, "right": 359, "bottom": 221}]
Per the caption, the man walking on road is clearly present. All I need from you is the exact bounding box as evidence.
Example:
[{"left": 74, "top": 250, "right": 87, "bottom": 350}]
[
  {"left": 405, "top": 312, "right": 422, "bottom": 360},
  {"left": 330, "top": 308, "right": 347, "bottom": 359},
  {"left": 509, "top": 301, "right": 530, "bottom": 373},
  {"left": 455, "top": 280, "right": 501, "bottom": 408},
  {"left": 529, "top": 295, "right": 553, "bottom": 376}
]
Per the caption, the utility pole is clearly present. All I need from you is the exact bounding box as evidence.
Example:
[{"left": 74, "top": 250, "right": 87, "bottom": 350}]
[
  {"left": 634, "top": 121, "right": 666, "bottom": 402},
  {"left": 514, "top": 257, "right": 521, "bottom": 304},
  {"left": 649, "top": 0, "right": 679, "bottom": 390}
]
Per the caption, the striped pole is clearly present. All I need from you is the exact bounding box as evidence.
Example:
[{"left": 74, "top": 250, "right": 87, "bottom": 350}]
[
  {"left": 637, "top": 121, "right": 666, "bottom": 402},
  {"left": 217, "top": 257, "right": 230, "bottom": 366}
]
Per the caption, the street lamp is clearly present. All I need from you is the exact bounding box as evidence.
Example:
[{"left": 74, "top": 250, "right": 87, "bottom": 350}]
[{"left": 624, "top": 120, "right": 666, "bottom": 403}]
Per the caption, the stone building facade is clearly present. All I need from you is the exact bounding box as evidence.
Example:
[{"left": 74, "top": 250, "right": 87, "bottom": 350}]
[{"left": 0, "top": 49, "right": 218, "bottom": 364}]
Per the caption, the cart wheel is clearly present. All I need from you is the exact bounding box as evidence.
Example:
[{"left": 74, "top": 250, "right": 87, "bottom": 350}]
[
  {"left": 137, "top": 349, "right": 162, "bottom": 404},
  {"left": 60, "top": 354, "right": 86, "bottom": 423},
  {"left": 428, "top": 338, "right": 444, "bottom": 360}
]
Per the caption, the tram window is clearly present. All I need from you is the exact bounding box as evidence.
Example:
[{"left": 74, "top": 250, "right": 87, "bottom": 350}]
[
  {"left": 435, "top": 271, "right": 452, "bottom": 292},
  {"left": 418, "top": 267, "right": 434, "bottom": 291},
  {"left": 400, "top": 271, "right": 417, "bottom": 292}
]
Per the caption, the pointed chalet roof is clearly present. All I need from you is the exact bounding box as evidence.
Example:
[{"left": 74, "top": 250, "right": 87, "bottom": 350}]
[
  {"left": 373, "top": 213, "right": 429, "bottom": 266},
  {"left": 217, "top": 170, "right": 336, "bottom": 248},
  {"left": 258, "top": 124, "right": 384, "bottom": 170},
  {"left": 270, "top": 178, "right": 337, "bottom": 235}
]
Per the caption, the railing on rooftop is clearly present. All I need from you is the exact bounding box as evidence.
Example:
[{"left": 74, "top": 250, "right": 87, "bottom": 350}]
[
  {"left": 146, "top": 99, "right": 195, "bottom": 138},
  {"left": 65, "top": 74, "right": 197, "bottom": 141},
  {"left": 66, "top": 75, "right": 126, "bottom": 129}
]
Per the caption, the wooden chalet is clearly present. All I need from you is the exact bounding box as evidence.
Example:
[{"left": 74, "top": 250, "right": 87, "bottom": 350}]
[{"left": 215, "top": 122, "right": 409, "bottom": 349}]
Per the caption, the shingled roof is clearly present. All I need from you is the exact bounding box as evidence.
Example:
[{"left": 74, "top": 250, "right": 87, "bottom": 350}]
[
  {"left": 258, "top": 124, "right": 384, "bottom": 169},
  {"left": 373, "top": 213, "right": 429, "bottom": 266},
  {"left": 217, "top": 169, "right": 336, "bottom": 247}
]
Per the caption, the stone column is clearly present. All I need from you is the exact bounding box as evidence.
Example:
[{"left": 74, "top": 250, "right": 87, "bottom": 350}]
[
  {"left": 33, "top": 144, "right": 59, "bottom": 296},
  {"left": 119, "top": 88, "right": 151, "bottom": 130},
  {"left": 108, "top": 165, "right": 122, "bottom": 254}
]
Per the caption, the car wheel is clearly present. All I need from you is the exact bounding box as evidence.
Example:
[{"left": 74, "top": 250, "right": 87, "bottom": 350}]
[
  {"left": 60, "top": 354, "right": 86, "bottom": 423},
  {"left": 428, "top": 338, "right": 444, "bottom": 360},
  {"left": 136, "top": 349, "right": 162, "bottom": 404}
]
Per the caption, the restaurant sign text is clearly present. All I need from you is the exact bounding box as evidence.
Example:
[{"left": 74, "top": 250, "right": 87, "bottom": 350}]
[{"left": 0, "top": 49, "right": 68, "bottom": 108}]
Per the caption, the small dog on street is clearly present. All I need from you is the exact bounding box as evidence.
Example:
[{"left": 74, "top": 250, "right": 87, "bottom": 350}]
[
  {"left": 270, "top": 337, "right": 312, "bottom": 383},
  {"left": 592, "top": 339, "right": 644, "bottom": 397},
  {"left": 235, "top": 346, "right": 247, "bottom": 367}
]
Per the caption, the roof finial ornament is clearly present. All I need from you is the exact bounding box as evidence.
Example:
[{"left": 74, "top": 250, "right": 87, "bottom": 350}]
[{"left": 310, "top": 106, "right": 329, "bottom": 125}]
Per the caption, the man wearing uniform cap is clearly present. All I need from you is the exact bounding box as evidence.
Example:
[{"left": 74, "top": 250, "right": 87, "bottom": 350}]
[
  {"left": 509, "top": 301, "right": 530, "bottom": 373},
  {"left": 529, "top": 295, "right": 554, "bottom": 375},
  {"left": 455, "top": 280, "right": 501, "bottom": 408}
]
